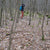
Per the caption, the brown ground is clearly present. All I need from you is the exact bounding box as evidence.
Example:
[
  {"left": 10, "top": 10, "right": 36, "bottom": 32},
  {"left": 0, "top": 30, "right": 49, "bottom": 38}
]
[{"left": 0, "top": 15, "right": 50, "bottom": 50}]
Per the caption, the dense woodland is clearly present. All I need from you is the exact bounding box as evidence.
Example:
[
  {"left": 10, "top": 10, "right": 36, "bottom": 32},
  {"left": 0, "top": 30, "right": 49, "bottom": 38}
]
[{"left": 0, "top": 0, "right": 50, "bottom": 50}]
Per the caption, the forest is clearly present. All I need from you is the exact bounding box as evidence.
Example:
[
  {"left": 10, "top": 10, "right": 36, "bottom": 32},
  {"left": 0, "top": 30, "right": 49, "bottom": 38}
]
[{"left": 0, "top": 0, "right": 50, "bottom": 50}]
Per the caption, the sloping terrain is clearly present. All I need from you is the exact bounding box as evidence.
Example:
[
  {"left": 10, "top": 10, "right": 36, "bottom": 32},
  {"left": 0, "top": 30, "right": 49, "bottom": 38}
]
[{"left": 0, "top": 16, "right": 50, "bottom": 50}]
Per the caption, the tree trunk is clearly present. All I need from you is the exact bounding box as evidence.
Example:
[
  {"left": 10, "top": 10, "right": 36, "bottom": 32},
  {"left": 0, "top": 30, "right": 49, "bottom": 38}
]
[
  {"left": 29, "top": 0, "right": 31, "bottom": 25},
  {"left": 41, "top": 16, "right": 45, "bottom": 40},
  {"left": 16, "top": 0, "right": 20, "bottom": 23},
  {"left": 41, "top": 0, "right": 48, "bottom": 40},
  {"left": 0, "top": 8, "right": 3, "bottom": 27},
  {"left": 9, "top": 0, "right": 13, "bottom": 20},
  {"left": 8, "top": 10, "right": 15, "bottom": 50}
]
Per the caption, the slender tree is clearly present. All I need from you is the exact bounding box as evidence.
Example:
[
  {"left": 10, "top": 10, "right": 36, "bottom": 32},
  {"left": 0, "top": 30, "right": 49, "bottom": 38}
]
[
  {"left": 29, "top": 0, "right": 31, "bottom": 25},
  {"left": 8, "top": 15, "right": 15, "bottom": 50},
  {"left": 9, "top": 0, "right": 13, "bottom": 20},
  {"left": 41, "top": 0, "right": 48, "bottom": 40},
  {"left": 0, "top": 0, "right": 5, "bottom": 27},
  {"left": 0, "top": 7, "right": 3, "bottom": 27},
  {"left": 16, "top": 0, "right": 20, "bottom": 23}
]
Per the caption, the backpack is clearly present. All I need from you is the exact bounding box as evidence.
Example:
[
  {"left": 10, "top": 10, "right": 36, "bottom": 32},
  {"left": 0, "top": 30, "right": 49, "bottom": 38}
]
[{"left": 19, "top": 6, "right": 22, "bottom": 11}]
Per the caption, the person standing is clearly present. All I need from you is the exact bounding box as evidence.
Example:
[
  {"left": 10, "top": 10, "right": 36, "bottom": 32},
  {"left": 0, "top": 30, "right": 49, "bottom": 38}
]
[{"left": 20, "top": 4, "right": 25, "bottom": 19}]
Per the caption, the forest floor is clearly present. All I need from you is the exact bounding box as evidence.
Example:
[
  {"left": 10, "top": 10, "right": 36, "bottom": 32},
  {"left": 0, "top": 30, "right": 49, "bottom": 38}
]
[{"left": 0, "top": 15, "right": 50, "bottom": 50}]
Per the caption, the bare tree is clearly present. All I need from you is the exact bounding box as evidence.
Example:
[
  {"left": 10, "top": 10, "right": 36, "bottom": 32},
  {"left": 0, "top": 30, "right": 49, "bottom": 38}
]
[
  {"left": 0, "top": 7, "right": 3, "bottom": 27},
  {"left": 8, "top": 15, "right": 15, "bottom": 50},
  {"left": 9, "top": 0, "right": 13, "bottom": 20},
  {"left": 41, "top": 0, "right": 48, "bottom": 40},
  {"left": 8, "top": 0, "right": 21, "bottom": 50},
  {"left": 29, "top": 0, "right": 32, "bottom": 25},
  {"left": 16, "top": 0, "right": 20, "bottom": 23},
  {"left": 5, "top": 0, "right": 8, "bottom": 26},
  {"left": 0, "top": 0, "right": 4, "bottom": 27}
]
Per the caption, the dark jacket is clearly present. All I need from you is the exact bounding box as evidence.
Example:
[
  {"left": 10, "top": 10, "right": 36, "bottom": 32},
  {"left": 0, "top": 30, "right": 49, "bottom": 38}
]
[{"left": 21, "top": 4, "right": 25, "bottom": 11}]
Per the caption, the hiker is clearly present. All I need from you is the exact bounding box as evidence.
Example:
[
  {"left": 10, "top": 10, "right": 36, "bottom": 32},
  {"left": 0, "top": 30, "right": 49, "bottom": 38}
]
[{"left": 20, "top": 4, "right": 25, "bottom": 19}]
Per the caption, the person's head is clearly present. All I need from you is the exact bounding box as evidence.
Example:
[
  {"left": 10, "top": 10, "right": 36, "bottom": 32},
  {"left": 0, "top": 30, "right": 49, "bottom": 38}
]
[{"left": 22, "top": 4, "right": 25, "bottom": 7}]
